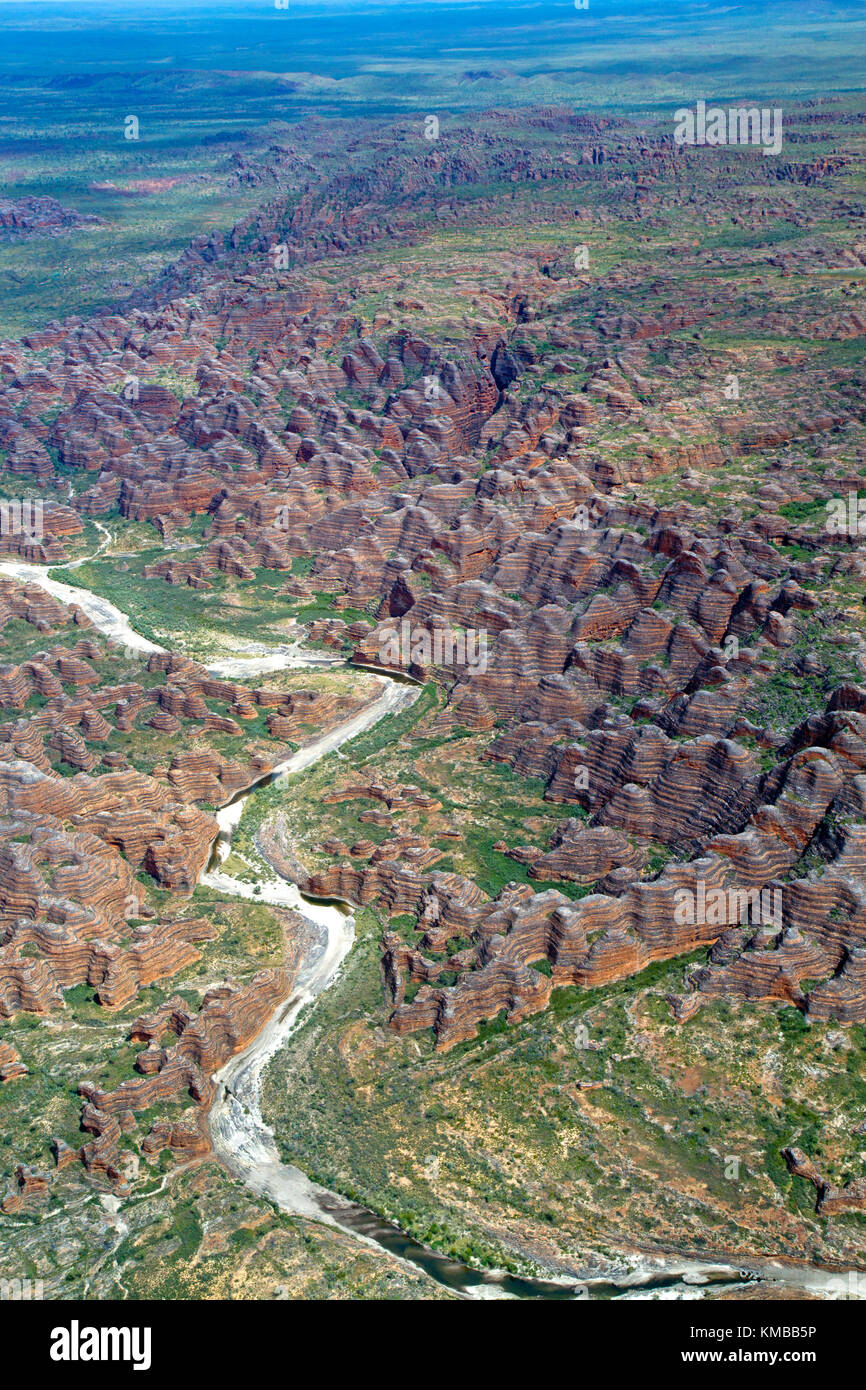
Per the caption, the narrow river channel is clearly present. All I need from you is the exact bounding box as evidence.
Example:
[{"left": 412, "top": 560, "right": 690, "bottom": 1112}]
[{"left": 3, "top": 557, "right": 860, "bottom": 1300}]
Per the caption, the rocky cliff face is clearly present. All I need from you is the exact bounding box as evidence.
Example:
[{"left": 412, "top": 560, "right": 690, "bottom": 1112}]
[{"left": 0, "top": 196, "right": 104, "bottom": 240}]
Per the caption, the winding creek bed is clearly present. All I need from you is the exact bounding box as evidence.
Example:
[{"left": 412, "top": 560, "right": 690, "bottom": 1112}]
[{"left": 2, "top": 558, "right": 860, "bottom": 1299}]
